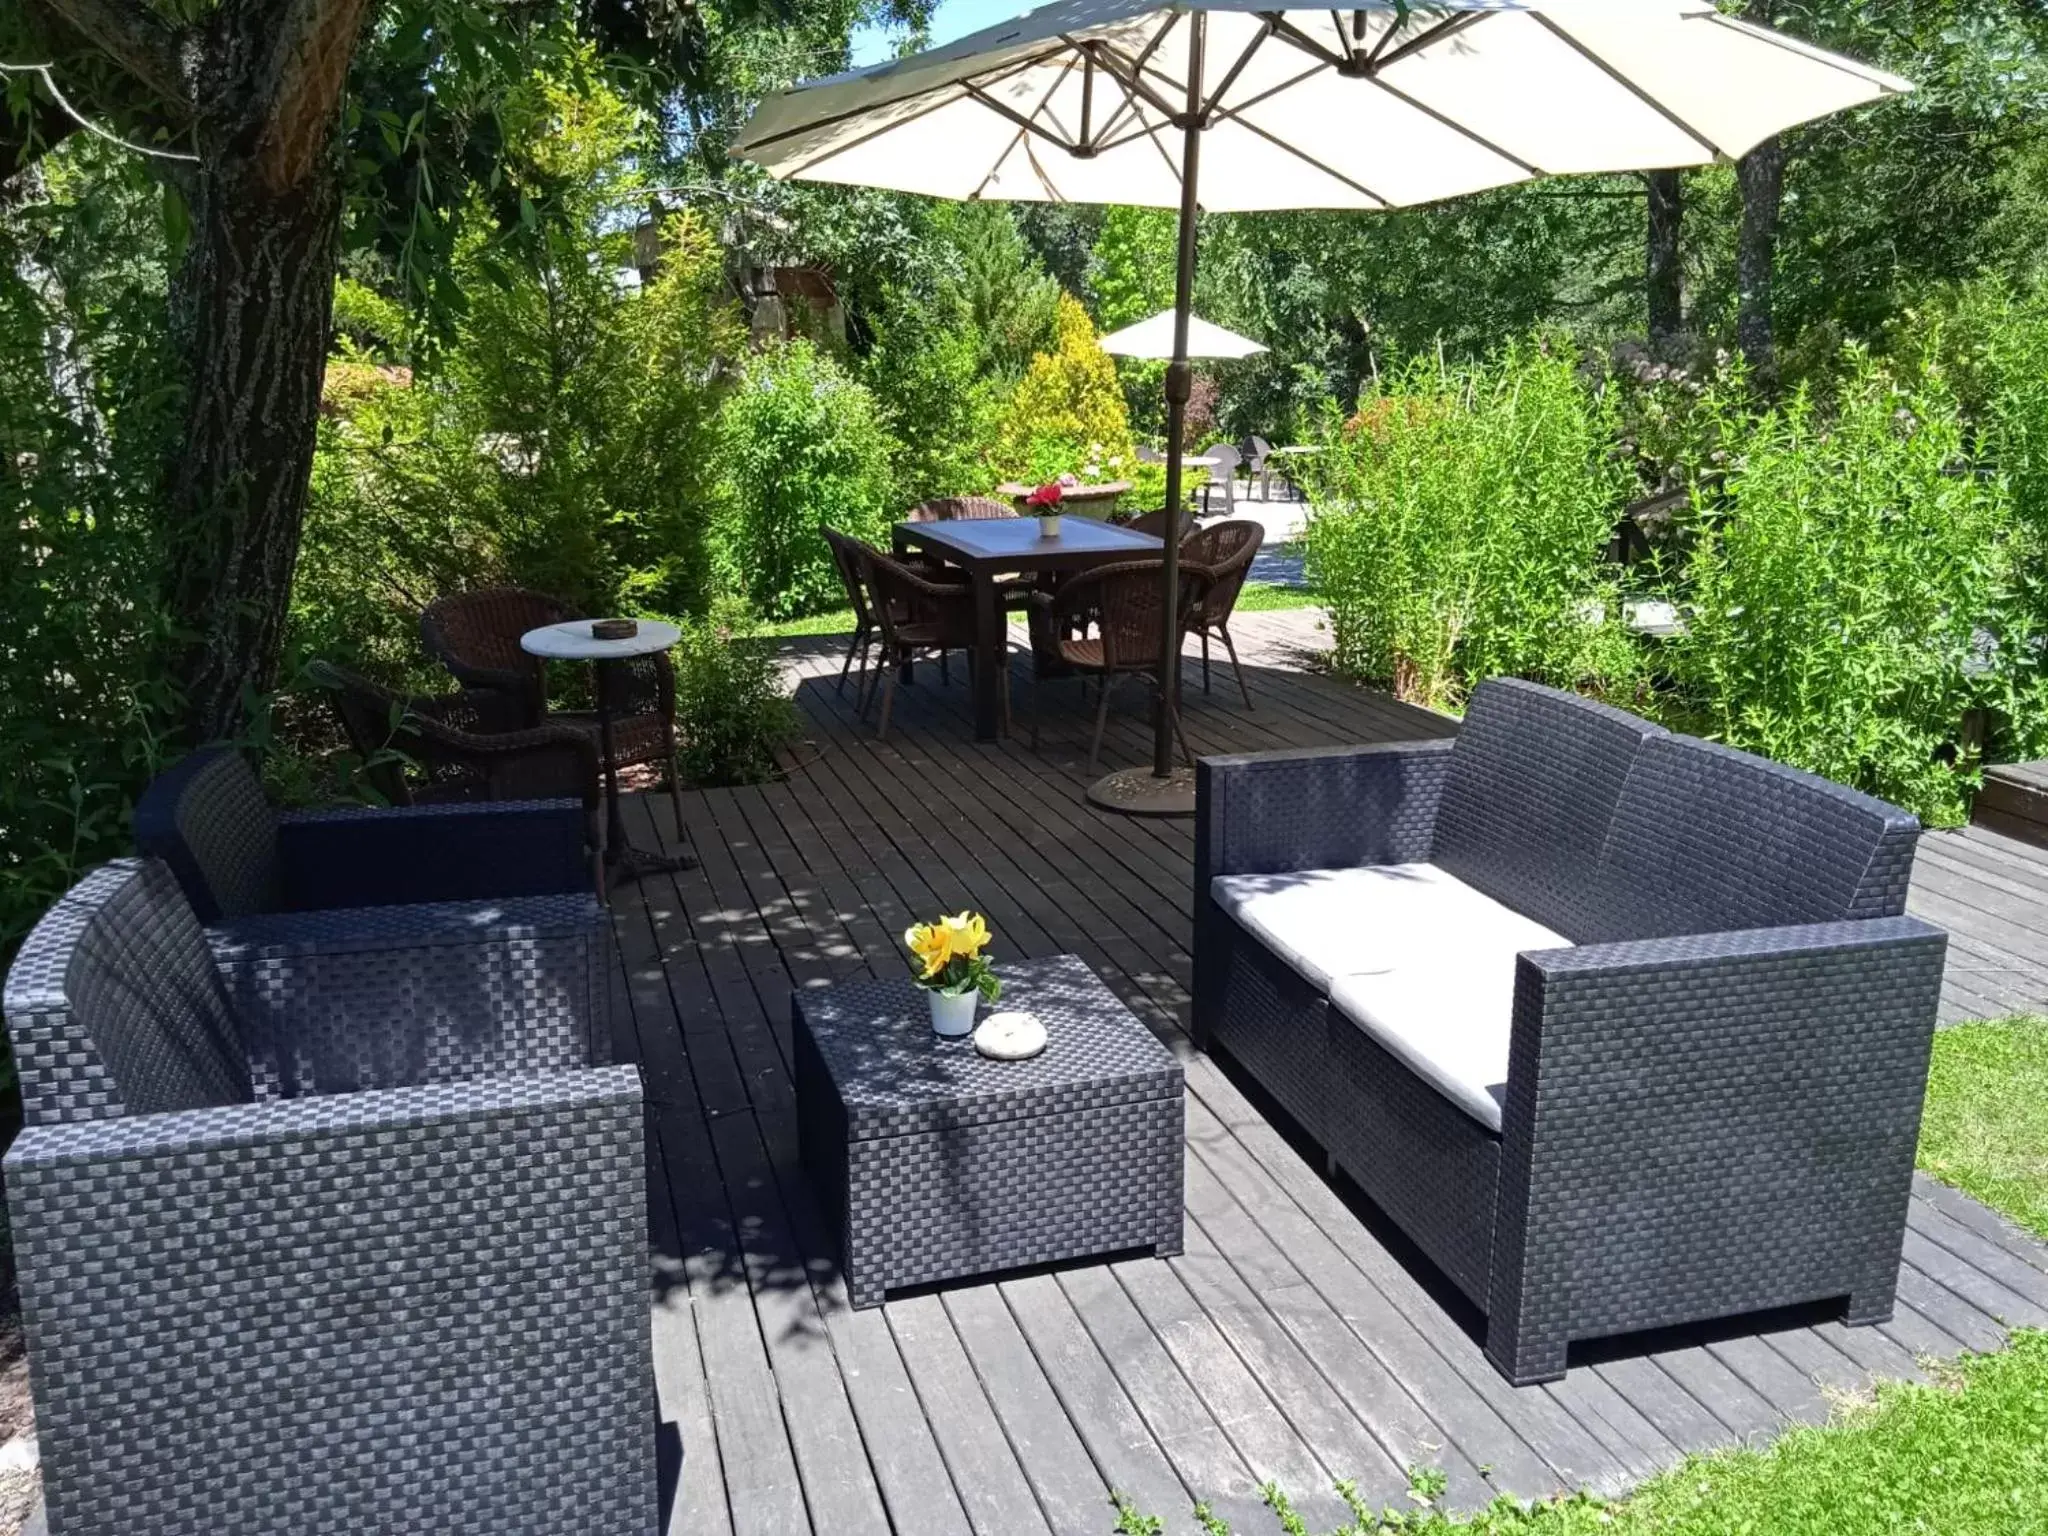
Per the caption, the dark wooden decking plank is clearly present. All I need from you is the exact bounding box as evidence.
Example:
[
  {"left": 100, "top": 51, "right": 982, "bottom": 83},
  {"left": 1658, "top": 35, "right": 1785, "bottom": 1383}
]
[
  {"left": 1540, "top": 1369, "right": 1683, "bottom": 1486},
  {"left": 1589, "top": 1355, "right": 1742, "bottom": 1453},
  {"left": 1190, "top": 1099, "right": 1632, "bottom": 1496},
  {"left": 1182, "top": 1149, "right": 1494, "bottom": 1501},
  {"left": 1913, "top": 1174, "right": 2048, "bottom": 1273},
  {"left": 1172, "top": 1194, "right": 1412, "bottom": 1506},
  {"left": 1908, "top": 1198, "right": 2048, "bottom": 1310},
  {"left": 1901, "top": 1229, "right": 2048, "bottom": 1330},
  {"left": 1183, "top": 1106, "right": 1557, "bottom": 1501},
  {"left": 942, "top": 1285, "right": 1126, "bottom": 1536},
  {"left": 1107, "top": 1253, "right": 1352, "bottom": 1531},
  {"left": 995, "top": 1274, "right": 1205, "bottom": 1536},
  {"left": 885, "top": 1295, "right": 1059, "bottom": 1536},
  {"left": 1054, "top": 1263, "right": 1274, "bottom": 1531},
  {"left": 1892, "top": 1264, "right": 2010, "bottom": 1356},
  {"left": 1700, "top": 1334, "right": 1832, "bottom": 1428}
]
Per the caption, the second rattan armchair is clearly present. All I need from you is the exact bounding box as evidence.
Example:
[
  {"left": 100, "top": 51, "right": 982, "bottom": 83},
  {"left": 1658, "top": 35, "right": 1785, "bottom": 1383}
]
[
  {"left": 858, "top": 545, "right": 1011, "bottom": 741},
  {"left": 1181, "top": 517, "right": 1264, "bottom": 708}
]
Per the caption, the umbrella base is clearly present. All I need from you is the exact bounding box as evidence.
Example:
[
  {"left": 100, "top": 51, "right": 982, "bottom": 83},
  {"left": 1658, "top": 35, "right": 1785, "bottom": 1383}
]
[{"left": 1085, "top": 765, "right": 1197, "bottom": 818}]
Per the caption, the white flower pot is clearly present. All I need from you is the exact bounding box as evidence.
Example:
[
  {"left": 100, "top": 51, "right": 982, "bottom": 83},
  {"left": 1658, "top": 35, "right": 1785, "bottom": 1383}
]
[
  {"left": 1038, "top": 514, "right": 1062, "bottom": 538},
  {"left": 927, "top": 989, "right": 978, "bottom": 1037}
]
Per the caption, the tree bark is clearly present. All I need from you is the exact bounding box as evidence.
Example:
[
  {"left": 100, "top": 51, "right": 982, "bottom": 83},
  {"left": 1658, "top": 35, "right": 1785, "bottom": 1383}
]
[
  {"left": 1644, "top": 169, "right": 1682, "bottom": 353},
  {"left": 1735, "top": 135, "right": 1784, "bottom": 386},
  {"left": 164, "top": 160, "right": 344, "bottom": 741}
]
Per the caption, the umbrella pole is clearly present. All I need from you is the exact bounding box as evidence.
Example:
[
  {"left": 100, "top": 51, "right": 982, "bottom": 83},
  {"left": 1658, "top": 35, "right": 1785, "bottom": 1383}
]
[
  {"left": 1153, "top": 21, "right": 1203, "bottom": 782},
  {"left": 1088, "top": 12, "right": 1205, "bottom": 817}
]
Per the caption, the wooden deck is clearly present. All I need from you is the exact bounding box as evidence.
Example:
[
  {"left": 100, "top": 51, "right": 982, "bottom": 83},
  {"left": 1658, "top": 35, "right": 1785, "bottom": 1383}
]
[{"left": 616, "top": 611, "right": 2048, "bottom": 1536}]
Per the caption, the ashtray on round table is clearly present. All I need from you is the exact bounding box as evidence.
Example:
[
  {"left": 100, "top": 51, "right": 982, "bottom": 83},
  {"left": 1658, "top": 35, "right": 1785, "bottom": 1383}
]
[{"left": 973, "top": 1010, "right": 1046, "bottom": 1060}]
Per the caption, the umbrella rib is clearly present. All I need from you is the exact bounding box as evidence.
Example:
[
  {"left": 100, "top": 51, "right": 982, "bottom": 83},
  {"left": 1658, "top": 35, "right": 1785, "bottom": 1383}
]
[
  {"left": 1204, "top": 58, "right": 1330, "bottom": 124},
  {"left": 739, "top": 43, "right": 1070, "bottom": 155},
  {"left": 1700, "top": 10, "right": 1909, "bottom": 93},
  {"left": 1527, "top": 11, "right": 1726, "bottom": 159},
  {"left": 966, "top": 51, "right": 1082, "bottom": 154},
  {"left": 1075, "top": 37, "right": 1189, "bottom": 124},
  {"left": 1198, "top": 19, "right": 1276, "bottom": 125},
  {"left": 1262, "top": 14, "right": 1350, "bottom": 71},
  {"left": 766, "top": 46, "right": 1073, "bottom": 179},
  {"left": 1360, "top": 72, "right": 1546, "bottom": 176},
  {"left": 1372, "top": 10, "right": 1486, "bottom": 72},
  {"left": 1220, "top": 111, "right": 1392, "bottom": 207}
]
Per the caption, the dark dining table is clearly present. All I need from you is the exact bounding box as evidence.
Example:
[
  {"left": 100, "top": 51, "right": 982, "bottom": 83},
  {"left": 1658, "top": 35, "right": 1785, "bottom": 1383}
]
[{"left": 892, "top": 516, "right": 1165, "bottom": 741}]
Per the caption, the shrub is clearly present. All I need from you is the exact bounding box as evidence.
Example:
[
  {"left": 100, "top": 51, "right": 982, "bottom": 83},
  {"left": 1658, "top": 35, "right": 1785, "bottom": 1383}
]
[
  {"left": 1301, "top": 339, "right": 1639, "bottom": 709},
  {"left": 1667, "top": 349, "right": 2013, "bottom": 825},
  {"left": 671, "top": 598, "right": 800, "bottom": 787},
  {"left": 861, "top": 278, "right": 1007, "bottom": 502},
  {"left": 711, "top": 340, "right": 899, "bottom": 620},
  {"left": 991, "top": 294, "right": 1136, "bottom": 484}
]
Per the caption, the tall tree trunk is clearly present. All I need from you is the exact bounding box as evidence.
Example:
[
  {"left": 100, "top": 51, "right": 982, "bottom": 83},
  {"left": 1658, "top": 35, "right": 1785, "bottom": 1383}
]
[
  {"left": 1735, "top": 135, "right": 1784, "bottom": 385},
  {"left": 165, "top": 162, "right": 343, "bottom": 741},
  {"left": 1644, "top": 169, "right": 1683, "bottom": 353}
]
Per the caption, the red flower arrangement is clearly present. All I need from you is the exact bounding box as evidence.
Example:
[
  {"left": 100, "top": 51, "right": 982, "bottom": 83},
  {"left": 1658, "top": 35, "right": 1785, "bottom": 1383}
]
[{"left": 1023, "top": 482, "right": 1065, "bottom": 509}]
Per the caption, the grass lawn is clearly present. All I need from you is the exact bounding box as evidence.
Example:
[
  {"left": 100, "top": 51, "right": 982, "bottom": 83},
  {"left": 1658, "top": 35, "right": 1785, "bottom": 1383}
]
[
  {"left": 757, "top": 581, "right": 1321, "bottom": 639},
  {"left": 1118, "top": 1017, "right": 2048, "bottom": 1536}
]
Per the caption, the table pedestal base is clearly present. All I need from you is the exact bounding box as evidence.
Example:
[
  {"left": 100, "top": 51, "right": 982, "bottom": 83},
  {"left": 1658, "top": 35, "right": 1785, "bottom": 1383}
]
[{"left": 1085, "top": 765, "right": 1196, "bottom": 818}]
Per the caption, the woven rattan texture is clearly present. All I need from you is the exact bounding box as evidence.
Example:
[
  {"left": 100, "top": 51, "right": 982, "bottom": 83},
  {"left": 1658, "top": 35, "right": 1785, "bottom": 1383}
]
[
  {"left": 1200, "top": 920, "right": 1329, "bottom": 1141},
  {"left": 792, "top": 955, "right": 1180, "bottom": 1137},
  {"left": 134, "top": 749, "right": 280, "bottom": 922},
  {"left": 278, "top": 798, "right": 594, "bottom": 909},
  {"left": 9, "top": 1069, "right": 654, "bottom": 1536},
  {"left": 1195, "top": 741, "right": 1454, "bottom": 883},
  {"left": 1325, "top": 1016, "right": 1500, "bottom": 1307},
  {"left": 840, "top": 1098, "right": 1183, "bottom": 1307},
  {"left": 5, "top": 860, "right": 253, "bottom": 1127},
  {"left": 1483, "top": 917, "right": 1947, "bottom": 1383},
  {"left": 1431, "top": 678, "right": 1664, "bottom": 941},
  {"left": 795, "top": 956, "right": 1183, "bottom": 1308},
  {"left": 212, "top": 896, "right": 609, "bottom": 1098},
  {"left": 1584, "top": 733, "right": 1923, "bottom": 942}
]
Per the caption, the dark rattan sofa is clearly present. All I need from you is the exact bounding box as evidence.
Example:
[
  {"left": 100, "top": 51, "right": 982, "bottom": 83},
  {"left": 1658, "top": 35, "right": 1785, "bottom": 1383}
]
[
  {"left": 4, "top": 857, "right": 655, "bottom": 1535},
  {"left": 1193, "top": 677, "right": 1948, "bottom": 1385}
]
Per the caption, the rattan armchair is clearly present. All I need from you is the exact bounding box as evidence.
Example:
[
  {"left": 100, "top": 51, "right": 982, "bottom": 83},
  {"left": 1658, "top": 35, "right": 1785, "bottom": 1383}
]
[
  {"left": 1121, "top": 507, "right": 1199, "bottom": 542},
  {"left": 903, "top": 495, "right": 1017, "bottom": 522},
  {"left": 1027, "top": 559, "right": 1209, "bottom": 770},
  {"left": 420, "top": 585, "right": 684, "bottom": 830},
  {"left": 1181, "top": 517, "right": 1264, "bottom": 708},
  {"left": 4, "top": 858, "right": 650, "bottom": 1535},
  {"left": 306, "top": 660, "right": 606, "bottom": 890},
  {"left": 858, "top": 545, "right": 1011, "bottom": 741}
]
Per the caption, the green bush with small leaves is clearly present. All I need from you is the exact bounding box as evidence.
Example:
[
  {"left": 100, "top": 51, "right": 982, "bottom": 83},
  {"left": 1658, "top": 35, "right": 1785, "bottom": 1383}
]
[
  {"left": 669, "top": 598, "right": 800, "bottom": 787},
  {"left": 1300, "top": 339, "right": 1642, "bottom": 711},
  {"left": 711, "top": 340, "right": 900, "bottom": 620}
]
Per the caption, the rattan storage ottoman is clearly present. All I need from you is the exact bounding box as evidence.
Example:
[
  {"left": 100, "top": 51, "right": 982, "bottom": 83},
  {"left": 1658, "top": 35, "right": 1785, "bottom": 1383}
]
[{"left": 794, "top": 954, "right": 1185, "bottom": 1308}]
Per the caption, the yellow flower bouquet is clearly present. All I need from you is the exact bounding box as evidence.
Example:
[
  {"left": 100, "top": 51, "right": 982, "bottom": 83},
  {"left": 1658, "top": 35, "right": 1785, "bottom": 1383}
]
[{"left": 904, "top": 910, "right": 1002, "bottom": 1035}]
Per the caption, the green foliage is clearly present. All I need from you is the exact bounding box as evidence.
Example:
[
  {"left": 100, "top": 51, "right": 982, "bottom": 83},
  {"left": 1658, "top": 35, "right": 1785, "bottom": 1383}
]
[
  {"left": 298, "top": 60, "right": 737, "bottom": 680},
  {"left": 1301, "top": 340, "right": 1639, "bottom": 710},
  {"left": 992, "top": 294, "right": 1137, "bottom": 484},
  {"left": 949, "top": 203, "right": 1061, "bottom": 381},
  {"left": 1918, "top": 1016, "right": 2048, "bottom": 1241},
  {"left": 0, "top": 140, "right": 182, "bottom": 970},
  {"left": 861, "top": 274, "right": 1007, "bottom": 502},
  {"left": 1668, "top": 349, "right": 2012, "bottom": 825},
  {"left": 712, "top": 339, "right": 899, "bottom": 619},
  {"left": 1090, "top": 206, "right": 1176, "bottom": 437},
  {"left": 670, "top": 599, "right": 801, "bottom": 786}
]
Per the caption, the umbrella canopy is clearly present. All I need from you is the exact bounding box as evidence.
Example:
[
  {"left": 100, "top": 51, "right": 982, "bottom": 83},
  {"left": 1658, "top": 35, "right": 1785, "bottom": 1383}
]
[
  {"left": 734, "top": 0, "right": 1908, "bottom": 804},
  {"left": 734, "top": 0, "right": 1909, "bottom": 210},
  {"left": 1101, "top": 309, "right": 1265, "bottom": 358}
]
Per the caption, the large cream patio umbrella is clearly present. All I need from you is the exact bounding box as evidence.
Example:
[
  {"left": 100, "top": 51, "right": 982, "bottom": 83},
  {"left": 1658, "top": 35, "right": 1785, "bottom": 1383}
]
[{"left": 735, "top": 0, "right": 1909, "bottom": 813}]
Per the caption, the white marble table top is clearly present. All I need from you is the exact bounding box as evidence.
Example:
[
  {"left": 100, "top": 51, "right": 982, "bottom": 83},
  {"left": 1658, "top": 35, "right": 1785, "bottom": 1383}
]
[{"left": 520, "top": 618, "right": 680, "bottom": 661}]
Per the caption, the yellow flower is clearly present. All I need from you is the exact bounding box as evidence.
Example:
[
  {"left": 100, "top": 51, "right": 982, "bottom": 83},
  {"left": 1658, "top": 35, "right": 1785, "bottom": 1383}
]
[
  {"left": 904, "top": 921, "right": 952, "bottom": 981},
  {"left": 939, "top": 910, "right": 990, "bottom": 961}
]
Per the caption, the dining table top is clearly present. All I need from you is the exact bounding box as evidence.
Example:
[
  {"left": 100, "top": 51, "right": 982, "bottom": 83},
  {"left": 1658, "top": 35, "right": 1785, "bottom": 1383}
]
[{"left": 894, "top": 515, "right": 1164, "bottom": 570}]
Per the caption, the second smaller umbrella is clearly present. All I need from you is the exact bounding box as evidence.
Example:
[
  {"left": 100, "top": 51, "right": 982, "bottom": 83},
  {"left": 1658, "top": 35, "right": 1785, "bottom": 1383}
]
[{"left": 1099, "top": 310, "right": 1265, "bottom": 360}]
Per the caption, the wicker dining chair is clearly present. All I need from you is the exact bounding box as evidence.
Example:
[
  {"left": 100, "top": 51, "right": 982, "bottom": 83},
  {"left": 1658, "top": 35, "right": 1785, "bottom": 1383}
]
[
  {"left": 1027, "top": 559, "right": 1210, "bottom": 771},
  {"left": 857, "top": 546, "right": 1011, "bottom": 741},
  {"left": 307, "top": 660, "right": 608, "bottom": 895},
  {"left": 822, "top": 525, "right": 890, "bottom": 699},
  {"left": 419, "top": 585, "right": 684, "bottom": 829},
  {"left": 1181, "top": 517, "right": 1264, "bottom": 708},
  {"left": 1121, "top": 507, "right": 1199, "bottom": 543},
  {"left": 902, "top": 495, "right": 1017, "bottom": 522}
]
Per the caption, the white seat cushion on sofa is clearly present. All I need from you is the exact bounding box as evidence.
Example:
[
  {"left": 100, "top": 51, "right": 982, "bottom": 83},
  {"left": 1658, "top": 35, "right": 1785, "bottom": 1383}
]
[{"left": 1212, "top": 863, "right": 1569, "bottom": 1132}]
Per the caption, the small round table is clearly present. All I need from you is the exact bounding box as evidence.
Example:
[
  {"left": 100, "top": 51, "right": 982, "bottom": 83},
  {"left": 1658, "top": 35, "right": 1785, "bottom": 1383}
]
[{"left": 520, "top": 619, "right": 694, "bottom": 882}]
